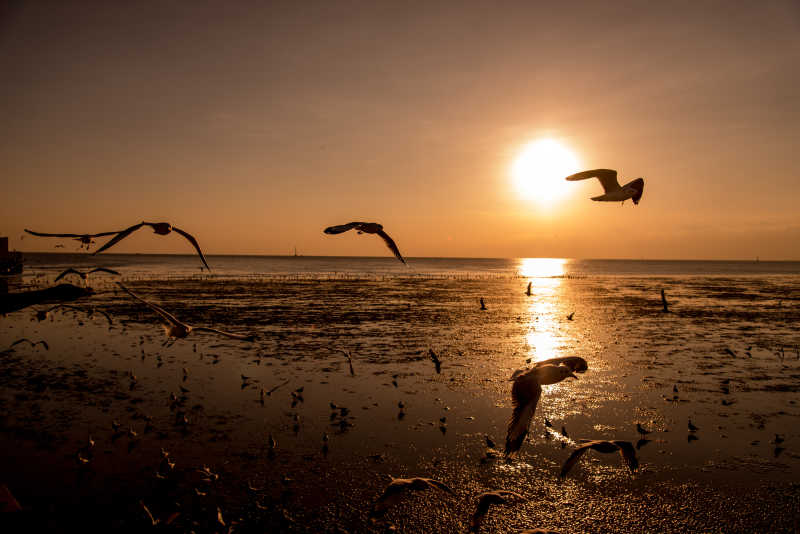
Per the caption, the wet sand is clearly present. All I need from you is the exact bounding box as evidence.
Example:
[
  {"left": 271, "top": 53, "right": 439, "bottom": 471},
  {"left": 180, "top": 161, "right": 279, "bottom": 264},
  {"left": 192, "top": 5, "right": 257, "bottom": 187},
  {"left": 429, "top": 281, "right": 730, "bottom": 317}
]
[{"left": 1, "top": 274, "right": 799, "bottom": 532}]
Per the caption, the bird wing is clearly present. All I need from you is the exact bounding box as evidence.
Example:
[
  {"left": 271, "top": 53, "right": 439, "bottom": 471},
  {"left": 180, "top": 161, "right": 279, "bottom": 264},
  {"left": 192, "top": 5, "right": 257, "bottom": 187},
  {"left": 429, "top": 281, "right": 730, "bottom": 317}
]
[
  {"left": 54, "top": 268, "right": 82, "bottom": 282},
  {"left": 88, "top": 267, "right": 121, "bottom": 276},
  {"left": 559, "top": 443, "right": 592, "bottom": 478},
  {"left": 564, "top": 169, "right": 620, "bottom": 193},
  {"left": 504, "top": 379, "right": 542, "bottom": 456},
  {"left": 422, "top": 478, "right": 454, "bottom": 495},
  {"left": 92, "top": 223, "right": 145, "bottom": 255},
  {"left": 469, "top": 495, "right": 494, "bottom": 533},
  {"left": 376, "top": 229, "right": 406, "bottom": 264},
  {"left": 116, "top": 283, "right": 183, "bottom": 328},
  {"left": 24, "top": 229, "right": 121, "bottom": 238},
  {"left": 171, "top": 226, "right": 211, "bottom": 271},
  {"left": 612, "top": 441, "right": 639, "bottom": 473},
  {"left": 323, "top": 222, "right": 367, "bottom": 235},
  {"left": 535, "top": 356, "right": 588, "bottom": 373},
  {"left": 37, "top": 340, "right": 50, "bottom": 350},
  {"left": 10, "top": 338, "right": 33, "bottom": 348},
  {"left": 192, "top": 327, "right": 255, "bottom": 341}
]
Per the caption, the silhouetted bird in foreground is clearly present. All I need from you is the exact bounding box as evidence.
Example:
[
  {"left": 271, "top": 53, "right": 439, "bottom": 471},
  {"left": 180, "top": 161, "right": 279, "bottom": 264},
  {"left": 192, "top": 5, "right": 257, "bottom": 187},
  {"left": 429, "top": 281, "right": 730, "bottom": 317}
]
[
  {"left": 559, "top": 440, "right": 639, "bottom": 478},
  {"left": 505, "top": 365, "right": 579, "bottom": 457},
  {"left": 469, "top": 490, "right": 526, "bottom": 532},
  {"left": 55, "top": 267, "right": 120, "bottom": 286},
  {"left": 565, "top": 168, "right": 644, "bottom": 205},
  {"left": 370, "top": 477, "right": 453, "bottom": 517},
  {"left": 323, "top": 222, "right": 406, "bottom": 264},
  {"left": 93, "top": 222, "right": 210, "bottom": 270},
  {"left": 117, "top": 283, "right": 255, "bottom": 344}
]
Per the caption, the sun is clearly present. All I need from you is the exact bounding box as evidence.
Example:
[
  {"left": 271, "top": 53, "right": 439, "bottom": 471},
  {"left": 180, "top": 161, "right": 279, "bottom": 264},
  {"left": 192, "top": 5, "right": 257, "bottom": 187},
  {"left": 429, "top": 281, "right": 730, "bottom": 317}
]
[{"left": 511, "top": 139, "right": 581, "bottom": 206}]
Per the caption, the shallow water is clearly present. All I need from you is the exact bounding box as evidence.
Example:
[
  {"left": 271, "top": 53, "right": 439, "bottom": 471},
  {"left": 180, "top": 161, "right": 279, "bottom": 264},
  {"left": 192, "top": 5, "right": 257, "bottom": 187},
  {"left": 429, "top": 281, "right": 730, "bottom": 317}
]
[{"left": 2, "top": 256, "right": 799, "bottom": 532}]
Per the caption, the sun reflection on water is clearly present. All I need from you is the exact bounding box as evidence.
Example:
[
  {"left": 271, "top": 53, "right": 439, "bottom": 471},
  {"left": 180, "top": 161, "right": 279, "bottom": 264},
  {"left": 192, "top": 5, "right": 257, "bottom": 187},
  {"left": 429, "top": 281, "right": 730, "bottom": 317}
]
[{"left": 518, "top": 258, "right": 568, "bottom": 363}]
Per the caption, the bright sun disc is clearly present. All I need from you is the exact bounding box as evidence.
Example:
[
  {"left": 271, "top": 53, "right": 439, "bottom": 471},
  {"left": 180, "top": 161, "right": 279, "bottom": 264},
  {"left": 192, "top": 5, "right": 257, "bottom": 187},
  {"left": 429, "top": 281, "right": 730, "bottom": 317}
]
[{"left": 511, "top": 139, "right": 580, "bottom": 205}]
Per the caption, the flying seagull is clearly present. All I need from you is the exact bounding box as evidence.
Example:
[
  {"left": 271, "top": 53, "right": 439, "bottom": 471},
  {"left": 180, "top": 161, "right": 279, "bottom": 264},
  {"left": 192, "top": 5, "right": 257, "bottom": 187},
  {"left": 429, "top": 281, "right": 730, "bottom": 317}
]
[
  {"left": 565, "top": 169, "right": 644, "bottom": 205},
  {"left": 559, "top": 440, "right": 639, "bottom": 478},
  {"left": 369, "top": 477, "right": 454, "bottom": 517},
  {"left": 505, "top": 365, "right": 580, "bottom": 456},
  {"left": 93, "top": 222, "right": 210, "bottom": 270},
  {"left": 24, "top": 229, "right": 121, "bottom": 250},
  {"left": 9, "top": 338, "right": 49, "bottom": 351},
  {"left": 323, "top": 222, "right": 406, "bottom": 264},
  {"left": 469, "top": 490, "right": 526, "bottom": 533},
  {"left": 54, "top": 267, "right": 121, "bottom": 286},
  {"left": 116, "top": 283, "right": 255, "bottom": 344}
]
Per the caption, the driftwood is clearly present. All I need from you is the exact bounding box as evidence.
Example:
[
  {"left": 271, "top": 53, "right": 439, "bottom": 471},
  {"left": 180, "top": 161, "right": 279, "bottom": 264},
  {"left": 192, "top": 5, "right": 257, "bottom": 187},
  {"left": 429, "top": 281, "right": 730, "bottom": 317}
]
[{"left": 1, "top": 284, "right": 93, "bottom": 314}]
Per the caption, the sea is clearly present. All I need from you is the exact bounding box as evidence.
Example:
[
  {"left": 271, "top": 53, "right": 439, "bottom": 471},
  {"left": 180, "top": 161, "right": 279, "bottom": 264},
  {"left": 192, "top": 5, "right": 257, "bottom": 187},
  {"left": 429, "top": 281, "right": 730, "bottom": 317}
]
[{"left": 2, "top": 254, "right": 799, "bottom": 531}]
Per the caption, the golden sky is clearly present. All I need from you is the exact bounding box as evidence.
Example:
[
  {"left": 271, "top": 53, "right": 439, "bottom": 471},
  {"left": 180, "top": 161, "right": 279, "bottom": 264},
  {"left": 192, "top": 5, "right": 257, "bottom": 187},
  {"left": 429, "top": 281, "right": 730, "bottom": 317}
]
[{"left": 2, "top": 1, "right": 799, "bottom": 259}]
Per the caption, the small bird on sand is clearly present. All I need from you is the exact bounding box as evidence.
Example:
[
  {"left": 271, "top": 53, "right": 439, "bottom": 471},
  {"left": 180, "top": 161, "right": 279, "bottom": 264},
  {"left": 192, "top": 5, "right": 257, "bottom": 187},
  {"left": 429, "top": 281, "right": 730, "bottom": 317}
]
[
  {"left": 480, "top": 297, "right": 487, "bottom": 310},
  {"left": 469, "top": 490, "right": 526, "bottom": 532},
  {"left": 337, "top": 350, "right": 356, "bottom": 376},
  {"left": 54, "top": 267, "right": 120, "bottom": 286},
  {"left": 24, "top": 228, "right": 121, "bottom": 250},
  {"left": 688, "top": 419, "right": 699, "bottom": 432},
  {"left": 636, "top": 423, "right": 652, "bottom": 437},
  {"left": 526, "top": 282, "right": 532, "bottom": 296},
  {"left": 370, "top": 477, "right": 454, "bottom": 517},
  {"left": 559, "top": 440, "right": 639, "bottom": 477},
  {"left": 323, "top": 222, "right": 406, "bottom": 264},
  {"left": 566, "top": 312, "right": 574, "bottom": 321},
  {"left": 429, "top": 348, "right": 442, "bottom": 374},
  {"left": 661, "top": 289, "right": 669, "bottom": 312},
  {"left": 93, "top": 222, "right": 210, "bottom": 270},
  {"left": 565, "top": 169, "right": 644, "bottom": 205},
  {"left": 117, "top": 283, "right": 255, "bottom": 344},
  {"left": 505, "top": 365, "right": 580, "bottom": 457}
]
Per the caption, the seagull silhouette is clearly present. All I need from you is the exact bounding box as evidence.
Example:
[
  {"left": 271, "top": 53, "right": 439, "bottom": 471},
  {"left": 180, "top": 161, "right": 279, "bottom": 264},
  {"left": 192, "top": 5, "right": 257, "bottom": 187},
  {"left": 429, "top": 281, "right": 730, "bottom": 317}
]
[
  {"left": 565, "top": 169, "right": 644, "bottom": 205},
  {"left": 54, "top": 267, "right": 120, "bottom": 286},
  {"left": 370, "top": 477, "right": 454, "bottom": 517},
  {"left": 526, "top": 282, "right": 532, "bottom": 296},
  {"left": 93, "top": 222, "right": 210, "bottom": 270},
  {"left": 117, "top": 283, "right": 255, "bottom": 344},
  {"left": 24, "top": 228, "right": 121, "bottom": 250},
  {"left": 323, "top": 222, "right": 406, "bottom": 264},
  {"left": 10, "top": 338, "right": 49, "bottom": 351},
  {"left": 559, "top": 440, "right": 639, "bottom": 478},
  {"left": 505, "top": 365, "right": 580, "bottom": 457},
  {"left": 469, "top": 490, "right": 526, "bottom": 533}
]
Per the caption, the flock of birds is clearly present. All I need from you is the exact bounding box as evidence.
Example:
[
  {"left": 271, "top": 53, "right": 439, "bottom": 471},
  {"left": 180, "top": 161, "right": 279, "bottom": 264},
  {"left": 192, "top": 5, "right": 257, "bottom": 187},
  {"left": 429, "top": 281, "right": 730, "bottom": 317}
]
[{"left": 8, "top": 170, "right": 655, "bottom": 531}]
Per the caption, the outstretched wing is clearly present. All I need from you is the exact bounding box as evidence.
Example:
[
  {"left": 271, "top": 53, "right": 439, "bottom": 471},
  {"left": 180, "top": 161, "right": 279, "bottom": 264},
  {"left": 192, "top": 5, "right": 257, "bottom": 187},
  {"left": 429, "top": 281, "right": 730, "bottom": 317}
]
[
  {"left": 192, "top": 327, "right": 255, "bottom": 341},
  {"left": 88, "top": 267, "right": 121, "bottom": 276},
  {"left": 93, "top": 223, "right": 145, "bottom": 255},
  {"left": 613, "top": 441, "right": 639, "bottom": 473},
  {"left": 54, "top": 268, "right": 82, "bottom": 282},
  {"left": 117, "top": 283, "right": 183, "bottom": 328},
  {"left": 172, "top": 226, "right": 211, "bottom": 271},
  {"left": 25, "top": 229, "right": 120, "bottom": 238},
  {"left": 505, "top": 379, "right": 542, "bottom": 456},
  {"left": 559, "top": 444, "right": 591, "bottom": 478},
  {"left": 422, "top": 478, "right": 454, "bottom": 495},
  {"left": 323, "top": 222, "right": 367, "bottom": 235},
  {"left": 565, "top": 169, "right": 620, "bottom": 193},
  {"left": 469, "top": 495, "right": 494, "bottom": 533},
  {"left": 535, "top": 356, "right": 588, "bottom": 373},
  {"left": 376, "top": 230, "right": 406, "bottom": 264}
]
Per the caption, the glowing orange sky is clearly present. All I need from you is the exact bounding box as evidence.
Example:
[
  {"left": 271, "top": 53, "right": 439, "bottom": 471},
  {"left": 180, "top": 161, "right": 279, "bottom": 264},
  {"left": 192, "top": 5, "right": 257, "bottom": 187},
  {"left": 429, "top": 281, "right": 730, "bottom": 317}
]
[{"left": 2, "top": 2, "right": 799, "bottom": 259}]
